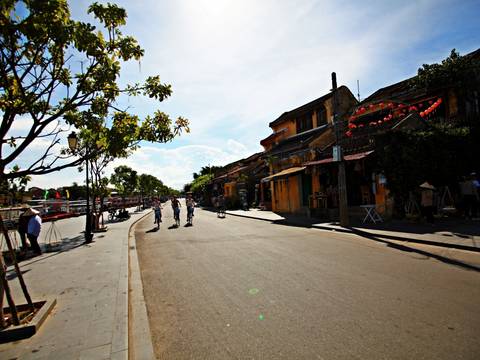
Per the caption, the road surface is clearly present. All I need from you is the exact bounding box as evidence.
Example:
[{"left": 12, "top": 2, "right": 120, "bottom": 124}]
[{"left": 135, "top": 204, "right": 480, "bottom": 359}]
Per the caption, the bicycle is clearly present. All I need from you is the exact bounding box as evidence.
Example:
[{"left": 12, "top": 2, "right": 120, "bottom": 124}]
[
  {"left": 186, "top": 206, "right": 194, "bottom": 225},
  {"left": 174, "top": 208, "right": 180, "bottom": 227}
]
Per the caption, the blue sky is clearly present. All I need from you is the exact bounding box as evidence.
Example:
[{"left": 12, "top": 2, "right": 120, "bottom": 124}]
[{"left": 18, "top": 0, "right": 480, "bottom": 189}]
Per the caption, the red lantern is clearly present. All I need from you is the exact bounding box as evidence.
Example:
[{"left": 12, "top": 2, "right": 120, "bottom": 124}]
[
  {"left": 420, "top": 111, "right": 425, "bottom": 117},
  {"left": 358, "top": 124, "right": 364, "bottom": 128},
  {"left": 345, "top": 130, "right": 353, "bottom": 137},
  {"left": 388, "top": 103, "right": 393, "bottom": 108},
  {"left": 378, "top": 120, "right": 383, "bottom": 125},
  {"left": 429, "top": 100, "right": 434, "bottom": 105},
  {"left": 418, "top": 103, "right": 423, "bottom": 108}
]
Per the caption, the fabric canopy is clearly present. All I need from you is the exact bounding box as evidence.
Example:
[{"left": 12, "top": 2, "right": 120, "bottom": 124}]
[{"left": 261, "top": 166, "right": 306, "bottom": 183}]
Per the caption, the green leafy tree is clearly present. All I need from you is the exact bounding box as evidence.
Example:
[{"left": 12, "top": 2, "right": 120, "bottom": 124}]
[
  {"left": 190, "top": 173, "right": 213, "bottom": 195},
  {"left": 65, "top": 181, "right": 86, "bottom": 200},
  {"left": 110, "top": 165, "right": 137, "bottom": 208},
  {"left": 413, "top": 49, "right": 476, "bottom": 90},
  {"left": 0, "top": 1, "right": 189, "bottom": 181},
  {"left": 193, "top": 165, "right": 221, "bottom": 179}
]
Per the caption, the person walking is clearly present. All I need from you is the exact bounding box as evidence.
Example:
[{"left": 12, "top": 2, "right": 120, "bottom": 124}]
[
  {"left": 459, "top": 174, "right": 479, "bottom": 219},
  {"left": 25, "top": 208, "right": 42, "bottom": 255},
  {"left": 420, "top": 182, "right": 435, "bottom": 224},
  {"left": 217, "top": 194, "right": 226, "bottom": 218},
  {"left": 17, "top": 206, "right": 31, "bottom": 252}
]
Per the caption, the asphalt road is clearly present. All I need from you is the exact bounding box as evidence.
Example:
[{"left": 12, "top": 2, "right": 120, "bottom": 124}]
[{"left": 135, "top": 204, "right": 480, "bottom": 360}]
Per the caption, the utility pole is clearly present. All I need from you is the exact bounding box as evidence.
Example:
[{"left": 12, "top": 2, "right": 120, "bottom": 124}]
[{"left": 331, "top": 72, "right": 349, "bottom": 226}]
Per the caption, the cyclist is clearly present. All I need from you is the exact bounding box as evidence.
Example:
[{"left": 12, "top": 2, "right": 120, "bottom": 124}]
[
  {"left": 153, "top": 200, "right": 162, "bottom": 229},
  {"left": 171, "top": 196, "right": 181, "bottom": 227},
  {"left": 186, "top": 193, "right": 196, "bottom": 225}
]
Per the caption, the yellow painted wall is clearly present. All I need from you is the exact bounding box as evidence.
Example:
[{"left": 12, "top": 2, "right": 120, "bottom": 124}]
[
  {"left": 224, "top": 182, "right": 236, "bottom": 197},
  {"left": 312, "top": 170, "right": 321, "bottom": 194},
  {"left": 271, "top": 176, "right": 301, "bottom": 213},
  {"left": 272, "top": 119, "right": 296, "bottom": 138}
]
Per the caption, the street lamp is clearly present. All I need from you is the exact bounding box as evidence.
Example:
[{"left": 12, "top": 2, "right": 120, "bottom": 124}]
[{"left": 67, "top": 131, "right": 93, "bottom": 243}]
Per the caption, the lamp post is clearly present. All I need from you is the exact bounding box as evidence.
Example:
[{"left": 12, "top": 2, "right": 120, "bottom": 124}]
[{"left": 68, "top": 131, "right": 93, "bottom": 243}]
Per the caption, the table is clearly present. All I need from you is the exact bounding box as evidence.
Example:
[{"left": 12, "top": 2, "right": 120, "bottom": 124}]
[{"left": 360, "top": 205, "right": 383, "bottom": 224}]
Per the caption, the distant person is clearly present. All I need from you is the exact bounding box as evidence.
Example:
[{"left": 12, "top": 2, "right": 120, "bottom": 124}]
[
  {"left": 25, "top": 208, "right": 42, "bottom": 255},
  {"left": 217, "top": 195, "right": 226, "bottom": 218},
  {"left": 459, "top": 174, "right": 478, "bottom": 219},
  {"left": 185, "top": 193, "right": 195, "bottom": 225},
  {"left": 153, "top": 201, "right": 162, "bottom": 229},
  {"left": 420, "top": 182, "right": 435, "bottom": 224},
  {"left": 17, "top": 206, "right": 31, "bottom": 252},
  {"left": 471, "top": 172, "right": 480, "bottom": 219},
  {"left": 171, "top": 196, "right": 181, "bottom": 226}
]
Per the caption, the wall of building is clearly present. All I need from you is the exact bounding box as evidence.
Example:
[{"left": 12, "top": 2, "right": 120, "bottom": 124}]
[
  {"left": 271, "top": 176, "right": 302, "bottom": 213},
  {"left": 224, "top": 182, "right": 236, "bottom": 198},
  {"left": 271, "top": 119, "right": 296, "bottom": 138}
]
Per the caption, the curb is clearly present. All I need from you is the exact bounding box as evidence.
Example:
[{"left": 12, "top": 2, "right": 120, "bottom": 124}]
[
  {"left": 128, "top": 210, "right": 156, "bottom": 360},
  {"left": 225, "top": 211, "right": 480, "bottom": 272}
]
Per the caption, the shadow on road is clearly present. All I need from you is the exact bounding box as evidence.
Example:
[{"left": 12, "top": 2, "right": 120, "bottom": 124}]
[
  {"left": 146, "top": 227, "right": 159, "bottom": 233},
  {"left": 349, "top": 228, "right": 480, "bottom": 272}
]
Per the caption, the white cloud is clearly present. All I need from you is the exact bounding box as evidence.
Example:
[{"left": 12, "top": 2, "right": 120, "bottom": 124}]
[
  {"left": 14, "top": 0, "right": 480, "bottom": 190},
  {"left": 106, "top": 140, "right": 253, "bottom": 190},
  {"left": 28, "top": 139, "right": 253, "bottom": 190}
]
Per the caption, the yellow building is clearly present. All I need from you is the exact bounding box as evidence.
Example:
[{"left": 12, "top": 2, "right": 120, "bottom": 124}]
[{"left": 260, "top": 86, "right": 358, "bottom": 215}]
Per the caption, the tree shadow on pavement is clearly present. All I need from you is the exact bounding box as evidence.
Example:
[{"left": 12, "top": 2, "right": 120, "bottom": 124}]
[
  {"left": 16, "top": 235, "right": 89, "bottom": 267},
  {"left": 6, "top": 268, "right": 31, "bottom": 281}
]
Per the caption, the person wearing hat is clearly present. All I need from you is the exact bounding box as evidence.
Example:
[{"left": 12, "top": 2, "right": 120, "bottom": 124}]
[
  {"left": 25, "top": 208, "right": 42, "bottom": 255},
  {"left": 18, "top": 206, "right": 32, "bottom": 252},
  {"left": 420, "top": 182, "right": 435, "bottom": 224}
]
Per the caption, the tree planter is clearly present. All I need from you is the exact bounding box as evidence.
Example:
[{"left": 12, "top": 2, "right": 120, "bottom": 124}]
[{"left": 0, "top": 298, "right": 56, "bottom": 343}]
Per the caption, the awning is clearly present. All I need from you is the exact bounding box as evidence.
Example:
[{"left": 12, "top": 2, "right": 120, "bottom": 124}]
[
  {"left": 261, "top": 166, "right": 306, "bottom": 183},
  {"left": 304, "top": 150, "right": 374, "bottom": 166}
]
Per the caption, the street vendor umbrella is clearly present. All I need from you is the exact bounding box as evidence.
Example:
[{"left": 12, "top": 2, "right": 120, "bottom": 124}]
[{"left": 419, "top": 182, "right": 435, "bottom": 190}]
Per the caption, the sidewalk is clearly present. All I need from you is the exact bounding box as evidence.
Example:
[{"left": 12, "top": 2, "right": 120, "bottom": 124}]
[
  {"left": 226, "top": 208, "right": 480, "bottom": 270},
  {"left": 0, "top": 207, "right": 150, "bottom": 360}
]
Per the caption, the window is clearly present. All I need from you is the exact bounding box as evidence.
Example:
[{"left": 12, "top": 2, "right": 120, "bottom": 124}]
[
  {"left": 317, "top": 105, "right": 327, "bottom": 126},
  {"left": 296, "top": 113, "right": 313, "bottom": 133}
]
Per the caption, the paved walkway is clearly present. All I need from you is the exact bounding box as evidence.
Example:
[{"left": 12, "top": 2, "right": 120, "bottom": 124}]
[
  {"left": 226, "top": 209, "right": 480, "bottom": 251},
  {"left": 0, "top": 207, "right": 150, "bottom": 360}
]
